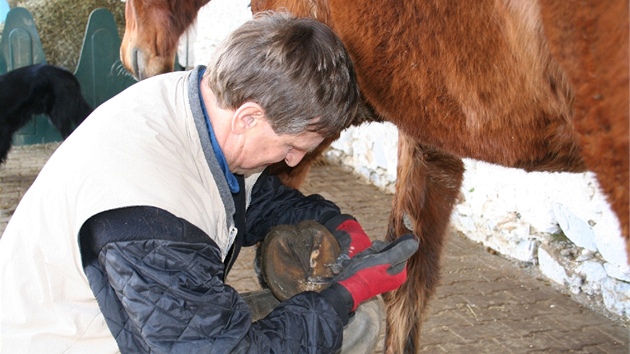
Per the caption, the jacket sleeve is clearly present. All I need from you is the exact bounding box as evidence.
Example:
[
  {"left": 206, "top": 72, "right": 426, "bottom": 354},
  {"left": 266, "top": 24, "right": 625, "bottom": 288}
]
[
  {"left": 244, "top": 170, "right": 343, "bottom": 246},
  {"left": 79, "top": 206, "right": 343, "bottom": 354}
]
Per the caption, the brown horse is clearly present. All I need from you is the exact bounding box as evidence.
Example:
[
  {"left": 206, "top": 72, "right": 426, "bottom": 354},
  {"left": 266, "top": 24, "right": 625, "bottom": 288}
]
[{"left": 120, "top": 1, "right": 629, "bottom": 353}]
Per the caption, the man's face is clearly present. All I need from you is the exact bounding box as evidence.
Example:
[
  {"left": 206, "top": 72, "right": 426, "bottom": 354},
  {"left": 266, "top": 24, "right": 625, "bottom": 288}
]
[{"left": 230, "top": 116, "right": 324, "bottom": 175}]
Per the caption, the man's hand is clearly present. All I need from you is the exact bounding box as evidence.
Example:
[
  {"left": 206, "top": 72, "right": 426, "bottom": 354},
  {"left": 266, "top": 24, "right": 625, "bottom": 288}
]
[
  {"left": 325, "top": 214, "right": 372, "bottom": 258},
  {"left": 326, "top": 234, "right": 419, "bottom": 312}
]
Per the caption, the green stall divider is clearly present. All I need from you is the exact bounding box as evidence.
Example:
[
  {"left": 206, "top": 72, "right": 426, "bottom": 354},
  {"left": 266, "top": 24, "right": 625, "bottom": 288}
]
[
  {"left": 74, "top": 8, "right": 136, "bottom": 109},
  {"left": 0, "top": 7, "right": 46, "bottom": 73},
  {"left": 0, "top": 7, "right": 60, "bottom": 145},
  {"left": 1, "top": 7, "right": 137, "bottom": 146}
]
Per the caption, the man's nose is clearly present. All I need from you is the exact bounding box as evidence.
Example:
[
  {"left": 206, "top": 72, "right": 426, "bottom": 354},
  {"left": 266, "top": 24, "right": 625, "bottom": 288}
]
[{"left": 284, "top": 150, "right": 307, "bottom": 167}]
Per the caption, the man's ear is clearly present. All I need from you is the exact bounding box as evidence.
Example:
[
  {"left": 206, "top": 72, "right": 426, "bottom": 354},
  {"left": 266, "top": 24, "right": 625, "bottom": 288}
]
[{"left": 231, "top": 102, "right": 265, "bottom": 134}]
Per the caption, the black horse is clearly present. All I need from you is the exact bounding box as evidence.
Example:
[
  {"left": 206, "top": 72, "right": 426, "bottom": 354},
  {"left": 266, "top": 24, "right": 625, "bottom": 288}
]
[{"left": 0, "top": 64, "right": 93, "bottom": 163}]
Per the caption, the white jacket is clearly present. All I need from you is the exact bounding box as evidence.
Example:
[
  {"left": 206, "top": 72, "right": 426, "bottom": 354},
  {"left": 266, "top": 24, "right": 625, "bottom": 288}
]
[{"left": 0, "top": 68, "right": 259, "bottom": 353}]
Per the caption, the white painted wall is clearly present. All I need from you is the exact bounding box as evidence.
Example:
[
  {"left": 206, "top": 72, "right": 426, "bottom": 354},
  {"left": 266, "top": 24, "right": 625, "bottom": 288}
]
[{"left": 187, "top": 0, "right": 629, "bottom": 321}]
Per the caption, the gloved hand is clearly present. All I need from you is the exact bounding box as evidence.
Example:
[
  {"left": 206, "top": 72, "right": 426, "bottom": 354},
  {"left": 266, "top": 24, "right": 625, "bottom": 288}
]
[
  {"left": 325, "top": 214, "right": 372, "bottom": 258},
  {"left": 321, "top": 234, "right": 419, "bottom": 317}
]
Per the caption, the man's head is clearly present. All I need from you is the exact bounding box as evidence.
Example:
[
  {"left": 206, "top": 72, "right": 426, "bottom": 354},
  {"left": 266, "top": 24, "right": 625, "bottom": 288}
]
[{"left": 204, "top": 11, "right": 362, "bottom": 139}]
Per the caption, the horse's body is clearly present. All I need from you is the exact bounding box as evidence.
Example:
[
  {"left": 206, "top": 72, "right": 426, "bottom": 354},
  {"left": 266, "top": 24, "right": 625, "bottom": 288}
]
[{"left": 120, "top": 0, "right": 629, "bottom": 352}]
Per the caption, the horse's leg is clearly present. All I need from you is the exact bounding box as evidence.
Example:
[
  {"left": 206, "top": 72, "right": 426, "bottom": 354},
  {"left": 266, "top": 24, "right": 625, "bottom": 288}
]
[
  {"left": 539, "top": 0, "right": 630, "bottom": 256},
  {"left": 269, "top": 135, "right": 338, "bottom": 189},
  {"left": 384, "top": 132, "right": 465, "bottom": 354}
]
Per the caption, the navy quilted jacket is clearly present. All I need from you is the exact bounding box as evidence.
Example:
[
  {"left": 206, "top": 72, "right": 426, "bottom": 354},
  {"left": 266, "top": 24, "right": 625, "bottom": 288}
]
[{"left": 79, "top": 170, "right": 352, "bottom": 353}]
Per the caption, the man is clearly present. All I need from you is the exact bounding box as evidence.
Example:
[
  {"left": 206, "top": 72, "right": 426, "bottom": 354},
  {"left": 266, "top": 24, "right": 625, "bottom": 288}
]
[{"left": 0, "top": 12, "right": 417, "bottom": 353}]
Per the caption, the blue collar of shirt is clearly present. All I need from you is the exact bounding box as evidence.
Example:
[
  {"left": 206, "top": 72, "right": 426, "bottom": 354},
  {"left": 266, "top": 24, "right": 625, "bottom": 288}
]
[{"left": 197, "top": 68, "right": 240, "bottom": 193}]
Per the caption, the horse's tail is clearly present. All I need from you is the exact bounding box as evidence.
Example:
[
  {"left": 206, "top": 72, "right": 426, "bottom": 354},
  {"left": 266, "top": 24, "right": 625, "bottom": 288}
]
[
  {"left": 383, "top": 134, "right": 465, "bottom": 353},
  {"left": 383, "top": 225, "right": 446, "bottom": 353}
]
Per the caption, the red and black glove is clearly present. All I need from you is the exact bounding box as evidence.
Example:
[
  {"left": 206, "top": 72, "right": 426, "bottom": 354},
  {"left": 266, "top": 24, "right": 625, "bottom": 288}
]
[
  {"left": 320, "top": 234, "right": 419, "bottom": 323},
  {"left": 325, "top": 214, "right": 372, "bottom": 258}
]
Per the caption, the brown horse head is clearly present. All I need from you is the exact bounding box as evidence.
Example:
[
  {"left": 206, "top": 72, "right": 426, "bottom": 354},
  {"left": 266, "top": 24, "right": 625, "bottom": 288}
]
[{"left": 120, "top": 0, "right": 210, "bottom": 80}]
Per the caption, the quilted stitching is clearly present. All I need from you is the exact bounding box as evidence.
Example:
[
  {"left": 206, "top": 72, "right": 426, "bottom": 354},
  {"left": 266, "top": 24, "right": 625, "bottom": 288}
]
[{"left": 89, "top": 239, "right": 343, "bottom": 353}]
